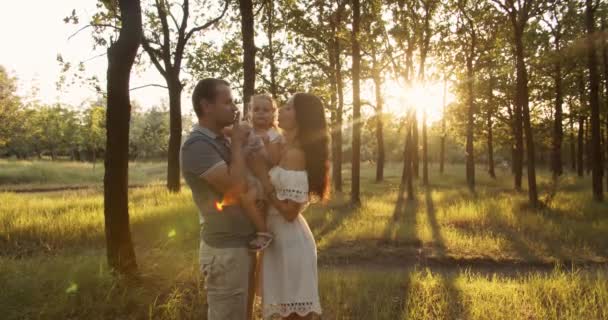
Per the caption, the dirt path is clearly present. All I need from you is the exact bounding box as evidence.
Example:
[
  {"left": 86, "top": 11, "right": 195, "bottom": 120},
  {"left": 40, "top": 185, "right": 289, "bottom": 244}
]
[
  {"left": 318, "top": 247, "right": 608, "bottom": 276},
  {"left": 1, "top": 183, "right": 152, "bottom": 193}
]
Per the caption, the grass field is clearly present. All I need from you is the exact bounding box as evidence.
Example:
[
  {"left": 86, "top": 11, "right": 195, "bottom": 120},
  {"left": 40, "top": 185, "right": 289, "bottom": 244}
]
[
  {"left": 1, "top": 161, "right": 607, "bottom": 319},
  {"left": 0, "top": 159, "right": 166, "bottom": 191}
]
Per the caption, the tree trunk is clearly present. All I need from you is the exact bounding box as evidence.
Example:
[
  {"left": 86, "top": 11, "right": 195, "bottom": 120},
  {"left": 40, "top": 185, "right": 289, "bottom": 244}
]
[
  {"left": 334, "top": 39, "right": 344, "bottom": 192},
  {"left": 398, "top": 111, "right": 415, "bottom": 201},
  {"left": 440, "top": 78, "right": 447, "bottom": 174},
  {"left": 351, "top": 0, "right": 361, "bottom": 205},
  {"left": 587, "top": 0, "right": 604, "bottom": 201},
  {"left": 487, "top": 107, "right": 496, "bottom": 179},
  {"left": 514, "top": 25, "right": 538, "bottom": 206},
  {"left": 166, "top": 77, "right": 182, "bottom": 192},
  {"left": 465, "top": 56, "right": 475, "bottom": 191},
  {"left": 570, "top": 117, "right": 576, "bottom": 172},
  {"left": 266, "top": 0, "right": 278, "bottom": 98},
  {"left": 104, "top": 0, "right": 141, "bottom": 275},
  {"left": 511, "top": 79, "right": 524, "bottom": 190},
  {"left": 601, "top": 14, "right": 608, "bottom": 190},
  {"left": 422, "top": 111, "right": 429, "bottom": 185},
  {"left": 239, "top": 0, "right": 255, "bottom": 116},
  {"left": 412, "top": 112, "right": 419, "bottom": 178},
  {"left": 552, "top": 40, "right": 564, "bottom": 177},
  {"left": 578, "top": 115, "right": 585, "bottom": 177},
  {"left": 373, "top": 71, "right": 385, "bottom": 182}
]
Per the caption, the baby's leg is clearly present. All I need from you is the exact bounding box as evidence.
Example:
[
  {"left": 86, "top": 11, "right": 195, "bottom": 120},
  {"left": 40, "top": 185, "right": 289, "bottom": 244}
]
[{"left": 241, "top": 180, "right": 268, "bottom": 233}]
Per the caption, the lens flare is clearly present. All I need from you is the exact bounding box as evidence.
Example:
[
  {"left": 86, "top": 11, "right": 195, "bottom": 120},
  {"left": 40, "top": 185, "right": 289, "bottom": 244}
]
[{"left": 215, "top": 200, "right": 224, "bottom": 212}]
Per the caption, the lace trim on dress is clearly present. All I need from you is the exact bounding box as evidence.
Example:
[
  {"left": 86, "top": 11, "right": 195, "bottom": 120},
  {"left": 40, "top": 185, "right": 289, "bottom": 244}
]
[
  {"left": 263, "top": 301, "right": 322, "bottom": 319},
  {"left": 275, "top": 187, "right": 309, "bottom": 203}
]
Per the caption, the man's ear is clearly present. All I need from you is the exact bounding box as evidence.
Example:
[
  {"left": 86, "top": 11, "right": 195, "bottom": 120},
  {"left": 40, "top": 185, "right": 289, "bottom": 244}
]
[{"left": 200, "top": 98, "right": 210, "bottom": 115}]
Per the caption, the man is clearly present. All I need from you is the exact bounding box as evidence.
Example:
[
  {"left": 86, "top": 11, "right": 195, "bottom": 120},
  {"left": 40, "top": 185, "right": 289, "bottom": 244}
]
[{"left": 181, "top": 78, "right": 256, "bottom": 319}]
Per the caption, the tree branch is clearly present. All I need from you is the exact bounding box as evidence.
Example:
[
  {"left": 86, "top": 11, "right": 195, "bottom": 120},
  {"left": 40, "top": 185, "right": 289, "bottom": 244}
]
[
  {"left": 68, "top": 23, "right": 119, "bottom": 40},
  {"left": 184, "top": 0, "right": 230, "bottom": 44},
  {"left": 155, "top": 0, "right": 173, "bottom": 68},
  {"left": 141, "top": 37, "right": 168, "bottom": 78},
  {"left": 130, "top": 84, "right": 169, "bottom": 91}
]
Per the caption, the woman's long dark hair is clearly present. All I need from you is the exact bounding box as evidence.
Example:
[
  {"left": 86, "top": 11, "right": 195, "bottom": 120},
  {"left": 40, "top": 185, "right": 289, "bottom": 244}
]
[{"left": 293, "top": 93, "right": 330, "bottom": 201}]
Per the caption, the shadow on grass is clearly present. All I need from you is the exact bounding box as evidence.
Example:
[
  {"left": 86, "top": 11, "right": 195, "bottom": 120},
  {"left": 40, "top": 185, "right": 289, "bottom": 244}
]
[
  {"left": 2, "top": 205, "right": 200, "bottom": 258},
  {"left": 309, "top": 201, "right": 358, "bottom": 243}
]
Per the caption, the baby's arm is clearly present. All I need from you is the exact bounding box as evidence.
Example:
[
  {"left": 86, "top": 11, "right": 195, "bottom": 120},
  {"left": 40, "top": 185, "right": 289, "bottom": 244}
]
[{"left": 265, "top": 140, "right": 282, "bottom": 166}]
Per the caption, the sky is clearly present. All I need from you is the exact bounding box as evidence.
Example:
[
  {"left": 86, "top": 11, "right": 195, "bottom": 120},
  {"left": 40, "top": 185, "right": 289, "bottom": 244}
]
[
  {"left": 0, "top": 0, "right": 168, "bottom": 110},
  {"left": 0, "top": 1, "right": 452, "bottom": 123}
]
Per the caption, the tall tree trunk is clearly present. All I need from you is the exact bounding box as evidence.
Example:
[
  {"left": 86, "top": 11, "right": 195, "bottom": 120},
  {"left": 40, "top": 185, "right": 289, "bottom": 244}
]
[
  {"left": 266, "top": 0, "right": 278, "bottom": 98},
  {"left": 104, "top": 0, "right": 141, "bottom": 275},
  {"left": 398, "top": 111, "right": 415, "bottom": 201},
  {"left": 514, "top": 25, "right": 538, "bottom": 206},
  {"left": 419, "top": 6, "right": 432, "bottom": 185},
  {"left": 465, "top": 56, "right": 475, "bottom": 191},
  {"left": 586, "top": 117, "right": 592, "bottom": 175},
  {"left": 602, "top": 14, "right": 608, "bottom": 190},
  {"left": 487, "top": 109, "right": 495, "bottom": 178},
  {"left": 406, "top": 115, "right": 414, "bottom": 199},
  {"left": 239, "top": 0, "right": 255, "bottom": 116},
  {"left": 587, "top": 0, "right": 604, "bottom": 201},
  {"left": 329, "top": 53, "right": 340, "bottom": 192},
  {"left": 578, "top": 115, "right": 585, "bottom": 177},
  {"left": 487, "top": 73, "right": 496, "bottom": 178},
  {"left": 552, "top": 39, "right": 564, "bottom": 177},
  {"left": 334, "top": 39, "right": 344, "bottom": 192},
  {"left": 440, "top": 78, "right": 447, "bottom": 174},
  {"left": 422, "top": 111, "right": 429, "bottom": 185},
  {"left": 570, "top": 117, "right": 576, "bottom": 172},
  {"left": 351, "top": 0, "right": 361, "bottom": 205},
  {"left": 373, "top": 71, "right": 385, "bottom": 182},
  {"left": 513, "top": 100, "right": 524, "bottom": 189},
  {"left": 412, "top": 112, "right": 419, "bottom": 178},
  {"left": 166, "top": 76, "right": 182, "bottom": 192}
]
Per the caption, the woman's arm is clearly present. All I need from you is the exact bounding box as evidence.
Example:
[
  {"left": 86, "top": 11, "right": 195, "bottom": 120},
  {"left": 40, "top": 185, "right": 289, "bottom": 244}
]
[{"left": 268, "top": 193, "right": 303, "bottom": 222}]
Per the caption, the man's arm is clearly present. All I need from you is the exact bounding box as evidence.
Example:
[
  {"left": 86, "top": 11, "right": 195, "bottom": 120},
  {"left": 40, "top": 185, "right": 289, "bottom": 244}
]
[
  {"left": 182, "top": 122, "right": 249, "bottom": 204},
  {"left": 203, "top": 138, "right": 247, "bottom": 205}
]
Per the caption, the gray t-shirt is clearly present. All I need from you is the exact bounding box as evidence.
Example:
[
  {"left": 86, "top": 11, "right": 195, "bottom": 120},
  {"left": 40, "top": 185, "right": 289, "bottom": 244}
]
[{"left": 181, "top": 124, "right": 255, "bottom": 248}]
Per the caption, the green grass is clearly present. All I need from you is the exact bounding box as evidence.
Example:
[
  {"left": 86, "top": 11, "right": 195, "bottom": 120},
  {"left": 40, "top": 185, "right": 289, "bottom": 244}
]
[
  {"left": 1, "top": 162, "right": 608, "bottom": 319},
  {"left": 320, "top": 268, "right": 608, "bottom": 320},
  {"left": 0, "top": 159, "right": 167, "bottom": 190}
]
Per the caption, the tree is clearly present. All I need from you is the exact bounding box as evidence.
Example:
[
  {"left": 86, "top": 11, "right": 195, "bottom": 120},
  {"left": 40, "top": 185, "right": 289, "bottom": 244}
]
[
  {"left": 456, "top": 0, "right": 480, "bottom": 191},
  {"left": 139, "top": 0, "right": 229, "bottom": 192},
  {"left": 84, "top": 104, "right": 107, "bottom": 165},
  {"left": 351, "top": 0, "right": 362, "bottom": 206},
  {"left": 361, "top": 0, "right": 391, "bottom": 182},
  {"left": 104, "top": 0, "right": 142, "bottom": 275},
  {"left": 585, "top": 0, "right": 603, "bottom": 201},
  {"left": 238, "top": 0, "right": 255, "bottom": 115},
  {"left": 492, "top": 0, "right": 540, "bottom": 207},
  {"left": 439, "top": 77, "right": 447, "bottom": 174},
  {"left": 540, "top": 0, "right": 568, "bottom": 178},
  {"left": 419, "top": 0, "right": 439, "bottom": 186},
  {"left": 0, "top": 66, "right": 20, "bottom": 149}
]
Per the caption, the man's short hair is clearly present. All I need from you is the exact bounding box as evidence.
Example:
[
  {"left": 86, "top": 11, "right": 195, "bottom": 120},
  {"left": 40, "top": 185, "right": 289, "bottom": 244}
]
[{"left": 192, "top": 78, "right": 230, "bottom": 118}]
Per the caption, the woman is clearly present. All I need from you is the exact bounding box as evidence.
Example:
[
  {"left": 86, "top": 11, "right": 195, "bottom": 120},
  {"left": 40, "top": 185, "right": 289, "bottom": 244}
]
[{"left": 242, "top": 93, "right": 330, "bottom": 319}]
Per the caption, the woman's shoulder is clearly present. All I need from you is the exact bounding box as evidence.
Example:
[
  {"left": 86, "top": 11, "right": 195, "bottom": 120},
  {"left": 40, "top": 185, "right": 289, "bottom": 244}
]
[{"left": 280, "top": 147, "right": 306, "bottom": 171}]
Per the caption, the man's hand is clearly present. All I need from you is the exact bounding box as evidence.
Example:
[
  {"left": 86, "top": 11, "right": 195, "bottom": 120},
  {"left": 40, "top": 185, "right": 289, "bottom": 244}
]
[{"left": 230, "top": 112, "right": 247, "bottom": 144}]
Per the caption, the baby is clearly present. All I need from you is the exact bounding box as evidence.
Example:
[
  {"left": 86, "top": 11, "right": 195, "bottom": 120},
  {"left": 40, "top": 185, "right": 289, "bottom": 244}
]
[{"left": 226, "top": 94, "right": 282, "bottom": 251}]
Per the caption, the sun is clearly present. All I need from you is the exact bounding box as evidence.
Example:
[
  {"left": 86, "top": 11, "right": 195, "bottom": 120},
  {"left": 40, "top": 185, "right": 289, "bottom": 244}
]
[{"left": 382, "top": 77, "right": 453, "bottom": 125}]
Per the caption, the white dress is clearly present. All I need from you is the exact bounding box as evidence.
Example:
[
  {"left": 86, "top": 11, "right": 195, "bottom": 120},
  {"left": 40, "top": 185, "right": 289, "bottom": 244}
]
[{"left": 262, "top": 166, "right": 322, "bottom": 319}]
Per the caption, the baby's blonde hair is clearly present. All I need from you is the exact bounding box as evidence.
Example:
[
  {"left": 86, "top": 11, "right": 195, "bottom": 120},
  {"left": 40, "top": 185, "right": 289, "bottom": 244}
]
[{"left": 250, "top": 93, "right": 277, "bottom": 111}]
